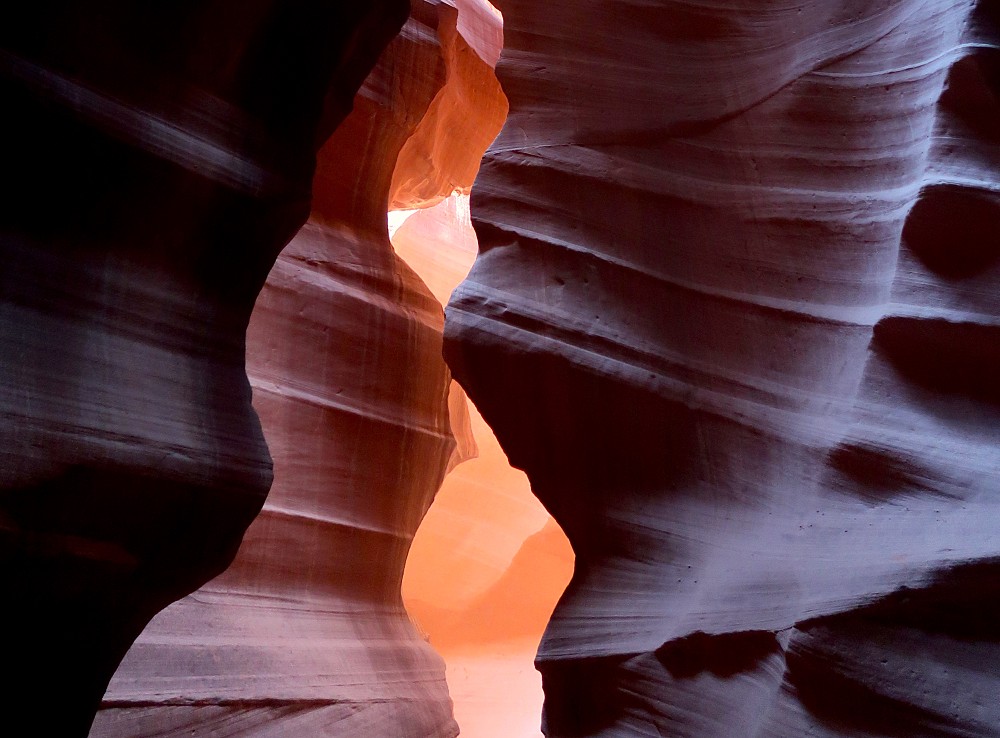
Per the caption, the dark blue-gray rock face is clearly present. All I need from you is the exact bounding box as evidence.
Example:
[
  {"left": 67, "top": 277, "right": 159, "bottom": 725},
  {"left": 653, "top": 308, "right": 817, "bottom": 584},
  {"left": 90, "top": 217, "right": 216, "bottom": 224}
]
[
  {"left": 445, "top": 0, "right": 1000, "bottom": 735},
  {"left": 0, "top": 3, "right": 407, "bottom": 734}
]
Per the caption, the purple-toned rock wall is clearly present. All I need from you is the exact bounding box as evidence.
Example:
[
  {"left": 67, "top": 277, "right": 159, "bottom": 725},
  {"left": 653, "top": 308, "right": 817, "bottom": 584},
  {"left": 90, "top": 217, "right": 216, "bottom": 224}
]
[
  {"left": 0, "top": 2, "right": 406, "bottom": 734},
  {"left": 445, "top": 1, "right": 1000, "bottom": 734}
]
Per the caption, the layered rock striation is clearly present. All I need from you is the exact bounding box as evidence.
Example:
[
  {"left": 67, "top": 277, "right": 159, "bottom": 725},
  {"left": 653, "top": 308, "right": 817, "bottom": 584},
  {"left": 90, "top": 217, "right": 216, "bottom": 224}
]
[
  {"left": 0, "top": 2, "right": 406, "bottom": 734},
  {"left": 94, "top": 2, "right": 507, "bottom": 736},
  {"left": 445, "top": 0, "right": 1000, "bottom": 735}
]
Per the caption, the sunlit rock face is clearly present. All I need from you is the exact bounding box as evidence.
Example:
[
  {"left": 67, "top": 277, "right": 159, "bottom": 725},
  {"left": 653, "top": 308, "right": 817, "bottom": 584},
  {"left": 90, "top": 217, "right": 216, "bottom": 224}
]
[
  {"left": 93, "top": 2, "right": 505, "bottom": 736},
  {"left": 0, "top": 2, "right": 405, "bottom": 735},
  {"left": 391, "top": 0, "right": 507, "bottom": 211},
  {"left": 445, "top": 0, "right": 1000, "bottom": 735}
]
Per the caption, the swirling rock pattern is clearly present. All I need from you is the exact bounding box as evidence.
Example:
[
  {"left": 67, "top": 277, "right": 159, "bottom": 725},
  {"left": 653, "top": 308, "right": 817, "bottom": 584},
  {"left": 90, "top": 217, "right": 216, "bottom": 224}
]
[
  {"left": 445, "top": 0, "right": 1000, "bottom": 735},
  {"left": 0, "top": 2, "right": 405, "bottom": 735},
  {"left": 93, "top": 2, "right": 505, "bottom": 736}
]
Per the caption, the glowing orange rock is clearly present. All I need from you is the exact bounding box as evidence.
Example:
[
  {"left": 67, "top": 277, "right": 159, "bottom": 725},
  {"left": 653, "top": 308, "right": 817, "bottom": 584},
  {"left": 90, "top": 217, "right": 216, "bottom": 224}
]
[
  {"left": 394, "top": 193, "right": 574, "bottom": 738},
  {"left": 388, "top": 6, "right": 577, "bottom": 735}
]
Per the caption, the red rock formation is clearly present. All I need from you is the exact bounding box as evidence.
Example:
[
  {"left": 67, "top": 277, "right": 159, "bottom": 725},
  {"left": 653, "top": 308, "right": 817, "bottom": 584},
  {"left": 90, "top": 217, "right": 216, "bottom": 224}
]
[
  {"left": 445, "top": 0, "right": 1000, "bottom": 735},
  {"left": 391, "top": 1, "right": 507, "bottom": 211},
  {"left": 93, "top": 2, "right": 508, "bottom": 736},
  {"left": 0, "top": 3, "right": 406, "bottom": 735}
]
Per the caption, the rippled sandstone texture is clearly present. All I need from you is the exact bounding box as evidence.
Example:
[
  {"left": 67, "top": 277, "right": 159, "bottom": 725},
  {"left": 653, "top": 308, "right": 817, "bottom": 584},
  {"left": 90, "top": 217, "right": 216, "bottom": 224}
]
[
  {"left": 93, "top": 2, "right": 507, "bottom": 736},
  {"left": 444, "top": 1, "right": 1000, "bottom": 735},
  {"left": 0, "top": 2, "right": 406, "bottom": 735}
]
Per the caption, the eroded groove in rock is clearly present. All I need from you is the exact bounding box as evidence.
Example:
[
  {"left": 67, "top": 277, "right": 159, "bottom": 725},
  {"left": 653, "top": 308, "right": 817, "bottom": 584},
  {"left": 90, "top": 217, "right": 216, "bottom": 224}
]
[
  {"left": 902, "top": 186, "right": 999, "bottom": 278},
  {"left": 777, "top": 561, "right": 1000, "bottom": 736},
  {"left": 93, "top": 2, "right": 508, "bottom": 736},
  {"left": 0, "top": 3, "right": 407, "bottom": 735},
  {"left": 444, "top": 0, "right": 999, "bottom": 735}
]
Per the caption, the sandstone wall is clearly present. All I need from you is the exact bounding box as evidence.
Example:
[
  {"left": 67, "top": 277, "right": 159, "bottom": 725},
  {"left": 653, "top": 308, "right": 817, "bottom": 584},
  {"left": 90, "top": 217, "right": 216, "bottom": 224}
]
[
  {"left": 0, "top": 2, "right": 406, "bottom": 734},
  {"left": 445, "top": 1, "right": 1000, "bottom": 734},
  {"left": 94, "top": 3, "right": 505, "bottom": 735}
]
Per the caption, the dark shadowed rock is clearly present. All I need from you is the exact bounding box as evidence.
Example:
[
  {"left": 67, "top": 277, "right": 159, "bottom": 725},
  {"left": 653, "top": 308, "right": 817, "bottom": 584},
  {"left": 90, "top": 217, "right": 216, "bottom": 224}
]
[{"left": 0, "top": 2, "right": 407, "bottom": 734}]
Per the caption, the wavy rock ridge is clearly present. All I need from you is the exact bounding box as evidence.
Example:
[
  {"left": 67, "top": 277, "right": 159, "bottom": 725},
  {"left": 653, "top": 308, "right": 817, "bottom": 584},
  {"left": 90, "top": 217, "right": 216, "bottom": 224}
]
[
  {"left": 94, "top": 2, "right": 507, "bottom": 736},
  {"left": 445, "top": 0, "right": 1000, "bottom": 735}
]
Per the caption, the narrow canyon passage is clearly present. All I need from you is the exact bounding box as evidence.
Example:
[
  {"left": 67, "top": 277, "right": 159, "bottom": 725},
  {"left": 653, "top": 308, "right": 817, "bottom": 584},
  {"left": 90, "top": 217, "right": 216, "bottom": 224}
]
[
  {"left": 391, "top": 195, "right": 575, "bottom": 738},
  {"left": 90, "top": 2, "right": 578, "bottom": 735},
  {"left": 5, "top": 1, "right": 996, "bottom": 737}
]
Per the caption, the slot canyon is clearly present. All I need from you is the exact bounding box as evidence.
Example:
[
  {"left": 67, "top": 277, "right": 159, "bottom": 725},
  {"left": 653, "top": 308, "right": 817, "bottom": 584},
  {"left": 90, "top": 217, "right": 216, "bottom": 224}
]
[{"left": 1, "top": 1, "right": 997, "bottom": 737}]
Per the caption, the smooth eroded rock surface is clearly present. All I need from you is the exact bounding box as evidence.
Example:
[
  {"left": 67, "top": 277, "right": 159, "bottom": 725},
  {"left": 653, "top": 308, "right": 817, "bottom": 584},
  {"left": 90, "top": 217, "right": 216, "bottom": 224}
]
[
  {"left": 0, "top": 2, "right": 406, "bottom": 734},
  {"left": 94, "top": 2, "right": 506, "bottom": 736},
  {"left": 445, "top": 1, "right": 1000, "bottom": 735}
]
